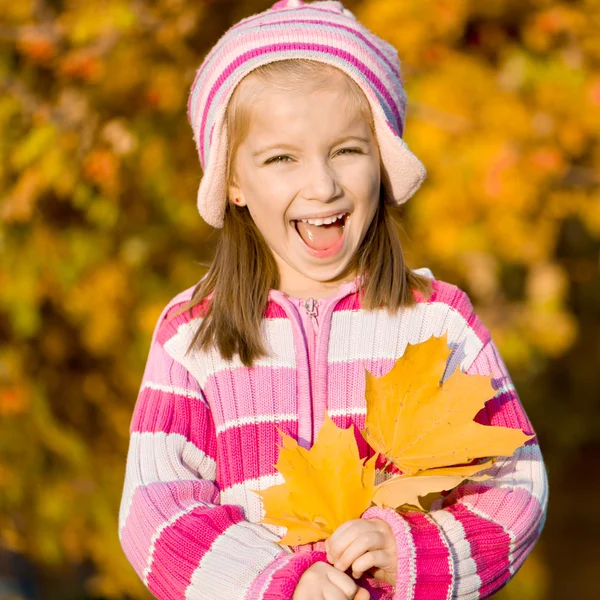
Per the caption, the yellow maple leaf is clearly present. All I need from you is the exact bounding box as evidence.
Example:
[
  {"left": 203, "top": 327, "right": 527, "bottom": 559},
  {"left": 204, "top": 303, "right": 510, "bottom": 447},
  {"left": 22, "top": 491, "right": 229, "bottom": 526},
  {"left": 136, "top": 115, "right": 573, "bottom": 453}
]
[
  {"left": 255, "top": 414, "right": 376, "bottom": 545},
  {"left": 372, "top": 461, "right": 495, "bottom": 511},
  {"left": 363, "top": 333, "right": 533, "bottom": 508}
]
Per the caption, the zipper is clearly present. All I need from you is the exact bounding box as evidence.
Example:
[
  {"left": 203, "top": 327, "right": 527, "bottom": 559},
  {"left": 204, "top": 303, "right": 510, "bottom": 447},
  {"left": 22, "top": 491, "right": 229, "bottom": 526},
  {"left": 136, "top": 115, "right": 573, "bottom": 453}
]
[
  {"left": 303, "top": 297, "right": 319, "bottom": 333},
  {"left": 271, "top": 281, "right": 359, "bottom": 447},
  {"left": 303, "top": 298, "right": 319, "bottom": 445},
  {"left": 296, "top": 297, "right": 319, "bottom": 446}
]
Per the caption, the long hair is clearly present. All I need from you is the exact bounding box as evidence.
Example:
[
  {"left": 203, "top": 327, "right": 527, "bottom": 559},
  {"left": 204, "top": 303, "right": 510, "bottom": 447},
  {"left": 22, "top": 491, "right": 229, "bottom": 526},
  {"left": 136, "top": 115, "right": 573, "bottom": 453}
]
[{"left": 172, "top": 60, "right": 433, "bottom": 367}]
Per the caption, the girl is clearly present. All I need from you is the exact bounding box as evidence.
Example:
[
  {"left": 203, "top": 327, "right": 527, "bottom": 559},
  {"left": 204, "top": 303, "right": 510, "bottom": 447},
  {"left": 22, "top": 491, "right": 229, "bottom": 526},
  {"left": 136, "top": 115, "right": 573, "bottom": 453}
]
[{"left": 118, "top": 1, "right": 548, "bottom": 599}]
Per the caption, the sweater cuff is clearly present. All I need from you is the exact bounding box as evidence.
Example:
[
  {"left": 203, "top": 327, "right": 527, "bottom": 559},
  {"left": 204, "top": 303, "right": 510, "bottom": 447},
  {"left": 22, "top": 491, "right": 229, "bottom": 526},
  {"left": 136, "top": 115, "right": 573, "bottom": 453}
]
[
  {"left": 252, "top": 550, "right": 328, "bottom": 600},
  {"left": 362, "top": 506, "right": 453, "bottom": 600}
]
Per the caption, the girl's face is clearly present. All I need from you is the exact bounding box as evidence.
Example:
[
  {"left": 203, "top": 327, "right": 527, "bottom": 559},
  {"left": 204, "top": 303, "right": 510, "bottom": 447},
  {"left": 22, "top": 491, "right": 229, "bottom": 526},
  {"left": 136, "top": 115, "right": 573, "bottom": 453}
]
[{"left": 228, "top": 71, "right": 381, "bottom": 297}]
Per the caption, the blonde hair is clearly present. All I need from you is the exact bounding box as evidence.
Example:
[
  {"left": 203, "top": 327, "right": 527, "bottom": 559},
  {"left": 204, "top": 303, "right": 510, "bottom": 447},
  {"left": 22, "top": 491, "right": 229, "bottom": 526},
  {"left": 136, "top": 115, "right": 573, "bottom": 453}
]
[{"left": 175, "top": 60, "right": 432, "bottom": 367}]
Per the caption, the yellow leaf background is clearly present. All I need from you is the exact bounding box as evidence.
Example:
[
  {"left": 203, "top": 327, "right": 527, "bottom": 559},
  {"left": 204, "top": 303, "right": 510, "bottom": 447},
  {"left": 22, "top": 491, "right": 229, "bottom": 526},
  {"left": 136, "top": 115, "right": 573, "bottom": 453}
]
[{"left": 1, "top": 0, "right": 597, "bottom": 597}]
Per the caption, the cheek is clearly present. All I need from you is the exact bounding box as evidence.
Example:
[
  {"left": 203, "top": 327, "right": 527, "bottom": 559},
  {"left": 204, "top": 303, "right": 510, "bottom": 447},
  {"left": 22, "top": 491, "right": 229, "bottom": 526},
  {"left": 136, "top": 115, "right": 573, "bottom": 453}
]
[
  {"left": 342, "top": 160, "right": 380, "bottom": 195},
  {"left": 246, "top": 177, "right": 296, "bottom": 219}
]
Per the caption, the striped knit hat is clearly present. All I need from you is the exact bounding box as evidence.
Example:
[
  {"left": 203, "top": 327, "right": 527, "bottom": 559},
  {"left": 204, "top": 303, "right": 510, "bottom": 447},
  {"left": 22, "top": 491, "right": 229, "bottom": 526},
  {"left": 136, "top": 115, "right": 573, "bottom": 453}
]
[{"left": 187, "top": 0, "right": 426, "bottom": 228}]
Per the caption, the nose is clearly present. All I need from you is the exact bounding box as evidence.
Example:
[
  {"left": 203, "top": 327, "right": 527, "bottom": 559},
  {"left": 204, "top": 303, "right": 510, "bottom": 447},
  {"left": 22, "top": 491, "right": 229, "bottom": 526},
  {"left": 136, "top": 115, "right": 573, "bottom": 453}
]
[{"left": 302, "top": 158, "right": 343, "bottom": 203}]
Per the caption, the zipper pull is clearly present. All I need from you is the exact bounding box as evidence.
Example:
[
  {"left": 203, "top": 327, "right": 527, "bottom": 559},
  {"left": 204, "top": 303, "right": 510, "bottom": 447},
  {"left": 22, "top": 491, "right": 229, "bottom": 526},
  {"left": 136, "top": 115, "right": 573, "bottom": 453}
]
[{"left": 303, "top": 297, "right": 319, "bottom": 321}]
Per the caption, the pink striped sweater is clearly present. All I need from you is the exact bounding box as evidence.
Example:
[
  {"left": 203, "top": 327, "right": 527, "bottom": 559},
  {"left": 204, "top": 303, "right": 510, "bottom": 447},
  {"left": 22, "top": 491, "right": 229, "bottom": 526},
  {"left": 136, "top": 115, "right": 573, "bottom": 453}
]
[{"left": 118, "top": 268, "right": 548, "bottom": 599}]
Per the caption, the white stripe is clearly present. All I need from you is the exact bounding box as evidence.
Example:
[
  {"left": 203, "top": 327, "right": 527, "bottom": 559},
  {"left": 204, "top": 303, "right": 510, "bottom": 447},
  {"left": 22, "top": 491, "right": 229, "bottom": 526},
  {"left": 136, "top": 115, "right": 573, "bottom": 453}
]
[
  {"left": 119, "top": 431, "right": 217, "bottom": 534},
  {"left": 456, "top": 444, "right": 548, "bottom": 577},
  {"left": 496, "top": 383, "right": 516, "bottom": 396},
  {"left": 328, "top": 302, "right": 484, "bottom": 375},
  {"left": 143, "top": 502, "right": 209, "bottom": 584},
  {"left": 327, "top": 407, "right": 366, "bottom": 417},
  {"left": 220, "top": 474, "right": 285, "bottom": 532},
  {"left": 430, "top": 511, "right": 481, "bottom": 599},
  {"left": 140, "top": 381, "right": 208, "bottom": 405},
  {"left": 216, "top": 413, "right": 298, "bottom": 434},
  {"left": 164, "top": 318, "right": 297, "bottom": 388},
  {"left": 488, "top": 445, "right": 548, "bottom": 504},
  {"left": 185, "top": 521, "right": 283, "bottom": 600}
]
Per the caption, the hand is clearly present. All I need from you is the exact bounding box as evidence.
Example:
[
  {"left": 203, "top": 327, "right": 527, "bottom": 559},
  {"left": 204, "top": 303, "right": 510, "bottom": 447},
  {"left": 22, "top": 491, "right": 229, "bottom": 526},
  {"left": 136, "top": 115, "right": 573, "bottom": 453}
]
[
  {"left": 325, "top": 519, "right": 397, "bottom": 586},
  {"left": 293, "top": 561, "right": 369, "bottom": 600}
]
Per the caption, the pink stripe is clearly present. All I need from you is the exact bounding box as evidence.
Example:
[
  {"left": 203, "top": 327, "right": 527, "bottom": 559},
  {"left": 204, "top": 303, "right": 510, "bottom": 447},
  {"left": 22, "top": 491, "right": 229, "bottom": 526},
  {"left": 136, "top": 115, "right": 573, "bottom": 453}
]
[
  {"left": 147, "top": 506, "right": 245, "bottom": 599},
  {"left": 328, "top": 413, "right": 375, "bottom": 462},
  {"left": 198, "top": 41, "right": 402, "bottom": 164},
  {"left": 245, "top": 18, "right": 398, "bottom": 74},
  {"left": 427, "top": 280, "right": 490, "bottom": 344},
  {"left": 248, "top": 553, "right": 294, "bottom": 598},
  {"left": 187, "top": 2, "right": 350, "bottom": 117},
  {"left": 402, "top": 511, "right": 453, "bottom": 599},
  {"left": 204, "top": 366, "right": 298, "bottom": 424},
  {"left": 131, "top": 387, "right": 216, "bottom": 458},
  {"left": 327, "top": 359, "right": 395, "bottom": 409},
  {"left": 261, "top": 551, "right": 329, "bottom": 600},
  {"left": 467, "top": 342, "right": 535, "bottom": 434},
  {"left": 121, "top": 480, "right": 218, "bottom": 578},
  {"left": 264, "top": 302, "right": 288, "bottom": 318},
  {"left": 333, "top": 291, "right": 362, "bottom": 311},
  {"left": 453, "top": 485, "right": 543, "bottom": 543},
  {"left": 217, "top": 420, "right": 297, "bottom": 488},
  {"left": 448, "top": 503, "right": 511, "bottom": 593},
  {"left": 229, "top": 3, "right": 348, "bottom": 34}
]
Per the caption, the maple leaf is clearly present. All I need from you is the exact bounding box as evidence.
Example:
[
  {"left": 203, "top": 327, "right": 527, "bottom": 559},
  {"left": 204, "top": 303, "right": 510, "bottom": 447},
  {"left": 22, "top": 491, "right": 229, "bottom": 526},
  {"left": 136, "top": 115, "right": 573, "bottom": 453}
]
[
  {"left": 372, "top": 461, "right": 495, "bottom": 511},
  {"left": 255, "top": 414, "right": 376, "bottom": 545},
  {"left": 363, "top": 333, "right": 534, "bottom": 509}
]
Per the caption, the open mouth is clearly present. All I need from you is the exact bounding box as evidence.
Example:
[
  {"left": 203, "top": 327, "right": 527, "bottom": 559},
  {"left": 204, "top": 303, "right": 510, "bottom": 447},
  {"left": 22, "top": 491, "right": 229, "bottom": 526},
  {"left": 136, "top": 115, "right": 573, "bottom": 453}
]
[{"left": 292, "top": 212, "right": 350, "bottom": 255}]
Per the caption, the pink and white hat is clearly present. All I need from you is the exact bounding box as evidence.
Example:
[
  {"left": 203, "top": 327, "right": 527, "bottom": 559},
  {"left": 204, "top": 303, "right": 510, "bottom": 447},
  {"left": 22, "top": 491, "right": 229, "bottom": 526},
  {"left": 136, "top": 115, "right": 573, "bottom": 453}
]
[{"left": 187, "top": 0, "right": 426, "bottom": 228}]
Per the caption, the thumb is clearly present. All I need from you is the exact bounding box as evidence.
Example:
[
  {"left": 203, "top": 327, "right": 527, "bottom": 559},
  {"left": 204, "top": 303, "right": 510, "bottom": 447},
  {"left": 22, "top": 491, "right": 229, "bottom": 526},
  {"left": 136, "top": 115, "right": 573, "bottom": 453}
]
[{"left": 354, "top": 588, "right": 370, "bottom": 600}]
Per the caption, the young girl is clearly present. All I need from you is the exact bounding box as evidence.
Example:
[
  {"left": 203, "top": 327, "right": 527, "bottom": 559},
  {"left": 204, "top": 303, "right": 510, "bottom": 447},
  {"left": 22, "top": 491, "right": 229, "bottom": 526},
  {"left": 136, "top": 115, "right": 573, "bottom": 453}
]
[{"left": 118, "top": 1, "right": 548, "bottom": 599}]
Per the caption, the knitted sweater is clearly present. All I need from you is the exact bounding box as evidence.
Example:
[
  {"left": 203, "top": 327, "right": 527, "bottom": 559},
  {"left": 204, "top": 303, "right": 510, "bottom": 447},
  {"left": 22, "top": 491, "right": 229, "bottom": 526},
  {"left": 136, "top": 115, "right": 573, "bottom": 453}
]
[{"left": 118, "top": 268, "right": 548, "bottom": 599}]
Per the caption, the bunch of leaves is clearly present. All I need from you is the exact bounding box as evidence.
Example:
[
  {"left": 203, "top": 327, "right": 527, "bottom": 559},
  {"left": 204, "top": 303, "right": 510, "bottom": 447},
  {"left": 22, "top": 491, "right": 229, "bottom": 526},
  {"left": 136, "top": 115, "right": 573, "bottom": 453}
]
[{"left": 257, "top": 334, "right": 532, "bottom": 545}]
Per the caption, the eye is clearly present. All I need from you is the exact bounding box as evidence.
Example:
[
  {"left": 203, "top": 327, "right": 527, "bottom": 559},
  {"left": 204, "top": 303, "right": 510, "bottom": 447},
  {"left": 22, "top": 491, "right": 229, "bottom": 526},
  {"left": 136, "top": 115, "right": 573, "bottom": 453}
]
[
  {"left": 336, "top": 148, "right": 362, "bottom": 156},
  {"left": 265, "top": 155, "right": 292, "bottom": 165}
]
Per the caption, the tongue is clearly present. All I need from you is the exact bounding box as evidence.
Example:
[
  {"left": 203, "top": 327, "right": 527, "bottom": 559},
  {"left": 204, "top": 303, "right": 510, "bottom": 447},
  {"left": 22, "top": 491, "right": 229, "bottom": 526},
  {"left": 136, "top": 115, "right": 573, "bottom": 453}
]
[{"left": 296, "top": 221, "right": 344, "bottom": 251}]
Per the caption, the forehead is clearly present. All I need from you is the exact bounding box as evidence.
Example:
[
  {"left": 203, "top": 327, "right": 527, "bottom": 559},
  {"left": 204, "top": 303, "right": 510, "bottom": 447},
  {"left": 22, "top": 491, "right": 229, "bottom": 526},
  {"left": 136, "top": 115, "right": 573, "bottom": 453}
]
[{"left": 242, "top": 73, "right": 372, "bottom": 144}]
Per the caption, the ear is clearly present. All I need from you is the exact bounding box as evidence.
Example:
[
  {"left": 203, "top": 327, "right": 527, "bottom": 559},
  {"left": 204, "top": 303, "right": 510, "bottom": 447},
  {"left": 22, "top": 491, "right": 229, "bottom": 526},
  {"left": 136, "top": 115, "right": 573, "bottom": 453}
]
[{"left": 227, "top": 180, "right": 248, "bottom": 207}]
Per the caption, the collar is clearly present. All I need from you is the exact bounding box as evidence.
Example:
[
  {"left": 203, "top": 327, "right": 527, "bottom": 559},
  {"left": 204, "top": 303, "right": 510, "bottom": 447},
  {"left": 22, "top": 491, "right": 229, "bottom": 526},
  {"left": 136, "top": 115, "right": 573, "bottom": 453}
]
[{"left": 267, "top": 273, "right": 363, "bottom": 304}]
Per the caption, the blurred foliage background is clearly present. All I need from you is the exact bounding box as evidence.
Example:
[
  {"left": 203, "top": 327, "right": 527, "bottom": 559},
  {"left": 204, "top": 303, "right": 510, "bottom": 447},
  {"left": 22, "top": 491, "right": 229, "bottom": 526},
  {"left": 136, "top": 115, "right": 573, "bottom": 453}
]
[{"left": 1, "top": 0, "right": 598, "bottom": 598}]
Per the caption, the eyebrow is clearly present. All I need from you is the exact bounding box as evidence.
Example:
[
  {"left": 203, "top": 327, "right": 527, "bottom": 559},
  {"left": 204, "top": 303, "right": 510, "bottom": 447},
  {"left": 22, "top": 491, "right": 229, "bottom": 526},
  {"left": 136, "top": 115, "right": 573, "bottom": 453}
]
[
  {"left": 253, "top": 144, "right": 298, "bottom": 158},
  {"left": 252, "top": 136, "right": 371, "bottom": 158}
]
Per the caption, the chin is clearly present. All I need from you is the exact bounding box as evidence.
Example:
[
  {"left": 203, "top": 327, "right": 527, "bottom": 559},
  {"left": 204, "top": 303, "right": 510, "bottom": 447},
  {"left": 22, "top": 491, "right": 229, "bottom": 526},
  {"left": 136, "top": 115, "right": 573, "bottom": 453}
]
[{"left": 299, "top": 261, "right": 350, "bottom": 283}]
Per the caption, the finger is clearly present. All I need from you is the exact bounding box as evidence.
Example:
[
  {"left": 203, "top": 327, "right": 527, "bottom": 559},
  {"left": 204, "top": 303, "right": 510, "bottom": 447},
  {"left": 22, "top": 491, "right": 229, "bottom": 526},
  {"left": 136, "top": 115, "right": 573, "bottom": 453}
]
[
  {"left": 323, "top": 581, "right": 353, "bottom": 600},
  {"left": 330, "top": 519, "right": 360, "bottom": 539},
  {"left": 351, "top": 549, "right": 387, "bottom": 579},
  {"left": 326, "top": 567, "right": 359, "bottom": 598},
  {"left": 354, "top": 588, "right": 371, "bottom": 600},
  {"left": 327, "top": 520, "right": 362, "bottom": 559},
  {"left": 328, "top": 521, "right": 373, "bottom": 563},
  {"left": 334, "top": 531, "right": 383, "bottom": 572}
]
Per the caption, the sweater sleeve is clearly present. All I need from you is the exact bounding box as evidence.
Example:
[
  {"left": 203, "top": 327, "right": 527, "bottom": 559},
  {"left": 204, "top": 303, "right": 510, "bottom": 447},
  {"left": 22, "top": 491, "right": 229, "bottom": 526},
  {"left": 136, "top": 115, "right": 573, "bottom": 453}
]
[
  {"left": 118, "top": 303, "right": 327, "bottom": 600},
  {"left": 362, "top": 287, "right": 549, "bottom": 600}
]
